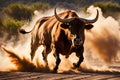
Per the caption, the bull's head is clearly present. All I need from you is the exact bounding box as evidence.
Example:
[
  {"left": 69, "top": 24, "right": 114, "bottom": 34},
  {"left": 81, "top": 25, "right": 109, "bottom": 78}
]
[{"left": 55, "top": 8, "right": 99, "bottom": 47}]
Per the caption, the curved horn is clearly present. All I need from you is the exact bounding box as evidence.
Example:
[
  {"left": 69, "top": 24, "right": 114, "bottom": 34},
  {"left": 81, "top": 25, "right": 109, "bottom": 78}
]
[
  {"left": 79, "top": 9, "right": 99, "bottom": 23},
  {"left": 54, "top": 8, "right": 74, "bottom": 23}
]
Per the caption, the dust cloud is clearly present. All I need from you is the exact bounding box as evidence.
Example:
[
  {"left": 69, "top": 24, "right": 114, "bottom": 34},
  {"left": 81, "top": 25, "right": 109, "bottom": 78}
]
[
  {"left": 84, "top": 6, "right": 120, "bottom": 64},
  {"left": 0, "top": 6, "right": 120, "bottom": 73}
]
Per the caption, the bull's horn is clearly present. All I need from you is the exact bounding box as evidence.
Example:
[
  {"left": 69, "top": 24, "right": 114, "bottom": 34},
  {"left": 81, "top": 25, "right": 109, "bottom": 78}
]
[
  {"left": 79, "top": 9, "right": 99, "bottom": 23},
  {"left": 54, "top": 8, "right": 74, "bottom": 23}
]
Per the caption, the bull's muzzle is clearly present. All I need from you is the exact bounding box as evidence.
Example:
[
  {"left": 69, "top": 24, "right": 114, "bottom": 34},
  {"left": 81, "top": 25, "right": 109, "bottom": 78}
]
[{"left": 73, "top": 38, "right": 83, "bottom": 46}]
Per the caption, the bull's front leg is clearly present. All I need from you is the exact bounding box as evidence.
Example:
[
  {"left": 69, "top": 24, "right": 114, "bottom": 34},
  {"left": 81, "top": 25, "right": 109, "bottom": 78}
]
[
  {"left": 73, "top": 46, "right": 84, "bottom": 68},
  {"left": 51, "top": 43, "right": 61, "bottom": 72},
  {"left": 52, "top": 47, "right": 61, "bottom": 72},
  {"left": 53, "top": 53, "right": 61, "bottom": 72}
]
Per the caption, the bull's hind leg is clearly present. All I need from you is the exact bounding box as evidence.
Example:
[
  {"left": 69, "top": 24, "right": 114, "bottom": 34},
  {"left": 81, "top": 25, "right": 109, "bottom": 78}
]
[
  {"left": 42, "top": 45, "right": 51, "bottom": 66},
  {"left": 30, "top": 38, "right": 40, "bottom": 60},
  {"left": 73, "top": 46, "right": 84, "bottom": 68}
]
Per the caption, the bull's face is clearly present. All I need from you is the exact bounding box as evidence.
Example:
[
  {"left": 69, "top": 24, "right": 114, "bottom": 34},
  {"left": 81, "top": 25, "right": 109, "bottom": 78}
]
[
  {"left": 60, "top": 18, "right": 94, "bottom": 47},
  {"left": 54, "top": 8, "right": 99, "bottom": 47}
]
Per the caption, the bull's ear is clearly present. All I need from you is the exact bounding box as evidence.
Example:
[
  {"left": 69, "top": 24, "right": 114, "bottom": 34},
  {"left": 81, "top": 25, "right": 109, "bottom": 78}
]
[
  {"left": 60, "top": 23, "right": 69, "bottom": 29},
  {"left": 85, "top": 24, "right": 94, "bottom": 30}
]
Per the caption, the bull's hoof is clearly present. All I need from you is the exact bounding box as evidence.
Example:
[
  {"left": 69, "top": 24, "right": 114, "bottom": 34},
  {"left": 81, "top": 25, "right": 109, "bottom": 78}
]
[
  {"left": 52, "top": 70, "right": 57, "bottom": 73},
  {"left": 52, "top": 69, "right": 57, "bottom": 73},
  {"left": 65, "top": 55, "right": 69, "bottom": 58},
  {"left": 53, "top": 67, "right": 58, "bottom": 73},
  {"left": 31, "top": 56, "right": 34, "bottom": 60},
  {"left": 73, "top": 63, "right": 79, "bottom": 68}
]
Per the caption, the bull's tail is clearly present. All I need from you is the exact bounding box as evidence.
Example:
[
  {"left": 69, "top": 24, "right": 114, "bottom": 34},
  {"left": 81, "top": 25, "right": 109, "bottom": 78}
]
[
  {"left": 19, "top": 29, "right": 32, "bottom": 34},
  {"left": 19, "top": 17, "right": 49, "bottom": 35}
]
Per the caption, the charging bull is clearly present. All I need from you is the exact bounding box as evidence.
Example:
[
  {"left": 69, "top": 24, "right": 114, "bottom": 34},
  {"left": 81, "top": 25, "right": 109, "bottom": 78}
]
[{"left": 20, "top": 8, "right": 99, "bottom": 72}]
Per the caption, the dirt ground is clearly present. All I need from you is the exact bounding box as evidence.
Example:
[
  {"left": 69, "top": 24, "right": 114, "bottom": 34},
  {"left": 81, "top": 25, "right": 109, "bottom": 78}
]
[{"left": 0, "top": 71, "right": 120, "bottom": 80}]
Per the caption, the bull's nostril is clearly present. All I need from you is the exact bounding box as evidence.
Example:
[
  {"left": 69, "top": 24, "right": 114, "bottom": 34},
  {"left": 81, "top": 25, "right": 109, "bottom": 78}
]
[
  {"left": 74, "top": 38, "right": 81, "bottom": 42},
  {"left": 74, "top": 38, "right": 77, "bottom": 42},
  {"left": 80, "top": 39, "right": 82, "bottom": 42}
]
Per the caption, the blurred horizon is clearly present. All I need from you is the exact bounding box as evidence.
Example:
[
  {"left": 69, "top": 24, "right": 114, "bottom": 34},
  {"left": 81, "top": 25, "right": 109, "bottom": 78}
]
[{"left": 0, "top": 0, "right": 120, "bottom": 8}]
